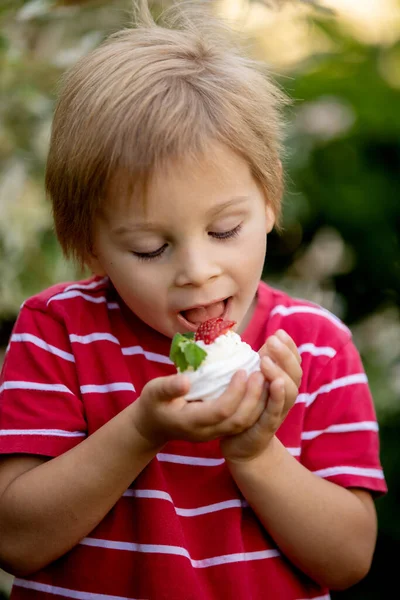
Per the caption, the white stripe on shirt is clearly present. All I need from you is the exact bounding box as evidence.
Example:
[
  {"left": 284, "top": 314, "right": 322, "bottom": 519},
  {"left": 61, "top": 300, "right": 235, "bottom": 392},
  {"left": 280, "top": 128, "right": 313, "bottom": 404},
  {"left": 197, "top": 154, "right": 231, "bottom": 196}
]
[
  {"left": 70, "top": 333, "right": 120, "bottom": 345},
  {"left": 296, "top": 373, "right": 368, "bottom": 407},
  {"left": 11, "top": 333, "right": 75, "bottom": 362},
  {"left": 9, "top": 332, "right": 170, "bottom": 367},
  {"left": 302, "top": 421, "right": 379, "bottom": 440},
  {"left": 313, "top": 465, "right": 385, "bottom": 480},
  {"left": 123, "top": 489, "right": 248, "bottom": 516},
  {"left": 156, "top": 447, "right": 301, "bottom": 467},
  {"left": 124, "top": 489, "right": 173, "bottom": 502},
  {"left": 175, "top": 499, "right": 247, "bottom": 517},
  {"left": 13, "top": 579, "right": 142, "bottom": 600},
  {"left": 80, "top": 537, "right": 280, "bottom": 568},
  {"left": 157, "top": 453, "right": 225, "bottom": 466},
  {"left": 122, "top": 346, "right": 173, "bottom": 364},
  {"left": 64, "top": 277, "right": 109, "bottom": 292},
  {"left": 0, "top": 428, "right": 85, "bottom": 438},
  {"left": 297, "top": 595, "right": 331, "bottom": 600},
  {"left": 270, "top": 304, "right": 350, "bottom": 333},
  {"left": 0, "top": 381, "right": 73, "bottom": 394},
  {"left": 287, "top": 446, "right": 301, "bottom": 457},
  {"left": 80, "top": 383, "right": 135, "bottom": 394},
  {"left": 1, "top": 380, "right": 133, "bottom": 399},
  {"left": 193, "top": 549, "right": 280, "bottom": 568},
  {"left": 47, "top": 291, "right": 107, "bottom": 305},
  {"left": 297, "top": 343, "right": 336, "bottom": 358},
  {"left": 69, "top": 335, "right": 172, "bottom": 365}
]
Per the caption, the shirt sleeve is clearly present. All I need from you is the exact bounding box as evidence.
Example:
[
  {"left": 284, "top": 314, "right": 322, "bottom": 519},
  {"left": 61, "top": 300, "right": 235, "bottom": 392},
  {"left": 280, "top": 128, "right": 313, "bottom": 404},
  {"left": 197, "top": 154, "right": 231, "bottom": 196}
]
[
  {"left": 0, "top": 304, "right": 87, "bottom": 457},
  {"left": 300, "top": 339, "right": 387, "bottom": 496}
]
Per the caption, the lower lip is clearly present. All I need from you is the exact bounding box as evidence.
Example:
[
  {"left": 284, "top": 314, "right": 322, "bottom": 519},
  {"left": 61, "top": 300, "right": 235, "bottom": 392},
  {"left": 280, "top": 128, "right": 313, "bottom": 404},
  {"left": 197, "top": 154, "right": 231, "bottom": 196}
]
[{"left": 176, "top": 297, "right": 232, "bottom": 332}]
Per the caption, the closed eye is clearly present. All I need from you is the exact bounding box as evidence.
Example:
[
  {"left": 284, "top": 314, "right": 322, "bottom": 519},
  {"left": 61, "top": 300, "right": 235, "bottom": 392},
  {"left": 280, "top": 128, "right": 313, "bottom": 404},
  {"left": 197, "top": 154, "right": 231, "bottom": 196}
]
[
  {"left": 132, "top": 223, "right": 242, "bottom": 261},
  {"left": 132, "top": 243, "right": 168, "bottom": 261},
  {"left": 209, "top": 224, "right": 242, "bottom": 240}
]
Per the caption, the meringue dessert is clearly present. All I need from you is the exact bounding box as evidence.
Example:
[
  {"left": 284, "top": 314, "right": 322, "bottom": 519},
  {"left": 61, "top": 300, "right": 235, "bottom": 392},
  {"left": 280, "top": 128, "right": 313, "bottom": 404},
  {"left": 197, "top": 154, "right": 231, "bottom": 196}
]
[{"left": 169, "top": 317, "right": 260, "bottom": 401}]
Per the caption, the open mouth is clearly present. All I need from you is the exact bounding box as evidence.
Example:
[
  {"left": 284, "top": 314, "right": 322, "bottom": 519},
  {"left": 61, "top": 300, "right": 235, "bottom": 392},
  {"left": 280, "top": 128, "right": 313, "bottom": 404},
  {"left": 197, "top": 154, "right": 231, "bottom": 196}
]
[{"left": 178, "top": 297, "right": 231, "bottom": 331}]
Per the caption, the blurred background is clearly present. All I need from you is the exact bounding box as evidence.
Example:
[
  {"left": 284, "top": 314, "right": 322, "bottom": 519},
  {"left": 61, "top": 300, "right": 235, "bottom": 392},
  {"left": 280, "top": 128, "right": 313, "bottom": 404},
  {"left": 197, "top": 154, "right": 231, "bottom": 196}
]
[{"left": 0, "top": 0, "right": 399, "bottom": 597}]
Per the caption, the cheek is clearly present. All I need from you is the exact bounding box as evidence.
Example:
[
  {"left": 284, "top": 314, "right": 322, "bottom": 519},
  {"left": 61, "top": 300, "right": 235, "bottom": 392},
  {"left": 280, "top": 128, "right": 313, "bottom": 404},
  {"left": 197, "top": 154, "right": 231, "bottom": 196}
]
[
  {"left": 118, "top": 262, "right": 168, "bottom": 301},
  {"left": 235, "top": 229, "right": 267, "bottom": 275},
  {"left": 241, "top": 226, "right": 267, "bottom": 258},
  {"left": 227, "top": 244, "right": 265, "bottom": 283}
]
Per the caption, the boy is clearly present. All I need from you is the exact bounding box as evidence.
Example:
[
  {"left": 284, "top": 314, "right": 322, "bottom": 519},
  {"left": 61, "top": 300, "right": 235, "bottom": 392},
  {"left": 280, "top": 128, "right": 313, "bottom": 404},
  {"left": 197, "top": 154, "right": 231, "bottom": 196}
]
[{"left": 0, "top": 1, "right": 386, "bottom": 598}]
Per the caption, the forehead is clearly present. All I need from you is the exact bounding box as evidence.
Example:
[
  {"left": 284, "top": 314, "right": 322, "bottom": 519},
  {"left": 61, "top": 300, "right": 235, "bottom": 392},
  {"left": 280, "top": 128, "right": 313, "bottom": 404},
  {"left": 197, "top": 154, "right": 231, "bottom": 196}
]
[{"left": 103, "top": 144, "right": 258, "bottom": 224}]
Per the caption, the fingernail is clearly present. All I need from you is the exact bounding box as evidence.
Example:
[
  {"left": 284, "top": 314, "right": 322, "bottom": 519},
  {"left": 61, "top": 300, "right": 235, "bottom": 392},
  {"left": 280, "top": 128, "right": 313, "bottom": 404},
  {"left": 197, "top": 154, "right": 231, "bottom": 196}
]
[
  {"left": 269, "top": 336, "right": 281, "bottom": 349},
  {"left": 277, "top": 329, "right": 290, "bottom": 342}
]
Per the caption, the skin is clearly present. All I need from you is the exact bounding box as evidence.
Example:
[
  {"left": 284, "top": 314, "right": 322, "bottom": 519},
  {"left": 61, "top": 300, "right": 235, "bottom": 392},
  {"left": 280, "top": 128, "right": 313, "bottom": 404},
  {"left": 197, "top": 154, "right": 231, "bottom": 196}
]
[
  {"left": 0, "top": 144, "right": 377, "bottom": 589},
  {"left": 90, "top": 144, "right": 275, "bottom": 338}
]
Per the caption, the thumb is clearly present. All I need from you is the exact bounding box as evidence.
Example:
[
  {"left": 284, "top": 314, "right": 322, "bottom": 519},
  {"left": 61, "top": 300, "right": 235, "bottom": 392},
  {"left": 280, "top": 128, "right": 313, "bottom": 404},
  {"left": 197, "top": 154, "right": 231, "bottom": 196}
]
[{"left": 145, "top": 374, "right": 190, "bottom": 402}]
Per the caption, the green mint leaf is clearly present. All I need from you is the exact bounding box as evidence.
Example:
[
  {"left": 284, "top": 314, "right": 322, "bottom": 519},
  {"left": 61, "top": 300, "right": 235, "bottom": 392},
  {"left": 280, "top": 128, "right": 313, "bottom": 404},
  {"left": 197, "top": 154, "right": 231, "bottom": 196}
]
[
  {"left": 169, "top": 333, "right": 189, "bottom": 370},
  {"left": 183, "top": 342, "right": 207, "bottom": 371},
  {"left": 169, "top": 333, "right": 207, "bottom": 371},
  {"left": 181, "top": 332, "right": 195, "bottom": 340},
  {"left": 174, "top": 348, "right": 189, "bottom": 372}
]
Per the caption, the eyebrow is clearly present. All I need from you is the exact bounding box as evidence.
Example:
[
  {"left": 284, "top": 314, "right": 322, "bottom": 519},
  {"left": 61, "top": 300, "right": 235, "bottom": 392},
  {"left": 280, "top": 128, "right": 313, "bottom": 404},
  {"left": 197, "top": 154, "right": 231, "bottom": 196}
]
[
  {"left": 209, "top": 196, "right": 250, "bottom": 217},
  {"left": 112, "top": 196, "right": 250, "bottom": 236}
]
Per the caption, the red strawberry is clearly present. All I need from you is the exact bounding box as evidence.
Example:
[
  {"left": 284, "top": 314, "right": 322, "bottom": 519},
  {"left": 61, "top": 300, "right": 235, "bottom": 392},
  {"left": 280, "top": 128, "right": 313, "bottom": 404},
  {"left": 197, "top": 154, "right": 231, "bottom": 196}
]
[{"left": 195, "top": 317, "right": 236, "bottom": 345}]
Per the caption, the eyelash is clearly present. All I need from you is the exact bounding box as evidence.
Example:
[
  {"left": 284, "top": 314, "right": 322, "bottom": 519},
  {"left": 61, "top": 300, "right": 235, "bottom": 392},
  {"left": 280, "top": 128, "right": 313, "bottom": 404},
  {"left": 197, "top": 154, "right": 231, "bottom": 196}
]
[
  {"left": 209, "top": 224, "right": 242, "bottom": 240},
  {"left": 133, "top": 244, "right": 168, "bottom": 262},
  {"left": 133, "top": 224, "right": 242, "bottom": 262}
]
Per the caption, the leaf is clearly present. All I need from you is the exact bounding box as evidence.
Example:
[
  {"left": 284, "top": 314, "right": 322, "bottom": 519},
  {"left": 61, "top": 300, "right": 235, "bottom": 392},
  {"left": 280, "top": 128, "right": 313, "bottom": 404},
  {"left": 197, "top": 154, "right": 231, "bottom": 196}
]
[
  {"left": 169, "top": 333, "right": 187, "bottom": 366},
  {"left": 173, "top": 348, "right": 190, "bottom": 372},
  {"left": 183, "top": 342, "right": 207, "bottom": 371},
  {"left": 169, "top": 333, "right": 207, "bottom": 372},
  {"left": 181, "top": 331, "right": 195, "bottom": 340}
]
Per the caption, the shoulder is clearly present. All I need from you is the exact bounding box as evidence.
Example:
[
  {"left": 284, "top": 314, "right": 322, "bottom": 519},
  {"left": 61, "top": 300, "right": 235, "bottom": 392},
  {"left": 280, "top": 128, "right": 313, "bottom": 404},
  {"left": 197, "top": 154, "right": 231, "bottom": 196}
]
[
  {"left": 259, "top": 281, "right": 352, "bottom": 354},
  {"left": 23, "top": 276, "right": 109, "bottom": 309},
  {"left": 21, "top": 276, "right": 111, "bottom": 319},
  {"left": 9, "top": 276, "right": 115, "bottom": 344}
]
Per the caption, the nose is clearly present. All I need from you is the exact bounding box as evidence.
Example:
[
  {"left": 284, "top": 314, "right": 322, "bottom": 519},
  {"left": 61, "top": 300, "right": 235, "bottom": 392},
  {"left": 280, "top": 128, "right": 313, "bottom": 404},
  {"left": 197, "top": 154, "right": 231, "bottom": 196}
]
[{"left": 174, "top": 244, "right": 222, "bottom": 287}]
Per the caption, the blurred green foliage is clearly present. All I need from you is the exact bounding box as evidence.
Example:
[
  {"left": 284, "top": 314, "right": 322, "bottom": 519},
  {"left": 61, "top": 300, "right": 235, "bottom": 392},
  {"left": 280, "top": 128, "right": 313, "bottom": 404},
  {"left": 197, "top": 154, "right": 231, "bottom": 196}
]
[
  {"left": 268, "top": 14, "right": 400, "bottom": 598},
  {"left": 0, "top": 1, "right": 399, "bottom": 597},
  {"left": 282, "top": 20, "right": 400, "bottom": 322}
]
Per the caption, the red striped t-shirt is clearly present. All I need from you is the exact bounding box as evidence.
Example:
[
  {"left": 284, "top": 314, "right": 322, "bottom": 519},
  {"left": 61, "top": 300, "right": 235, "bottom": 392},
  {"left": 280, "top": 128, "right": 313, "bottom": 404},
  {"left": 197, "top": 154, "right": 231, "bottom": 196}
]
[{"left": 0, "top": 276, "right": 387, "bottom": 600}]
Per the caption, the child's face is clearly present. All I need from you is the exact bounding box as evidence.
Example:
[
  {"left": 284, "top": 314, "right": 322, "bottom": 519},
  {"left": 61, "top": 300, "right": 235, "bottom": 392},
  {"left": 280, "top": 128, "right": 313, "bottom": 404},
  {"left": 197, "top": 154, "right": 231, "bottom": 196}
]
[{"left": 91, "top": 143, "right": 275, "bottom": 338}]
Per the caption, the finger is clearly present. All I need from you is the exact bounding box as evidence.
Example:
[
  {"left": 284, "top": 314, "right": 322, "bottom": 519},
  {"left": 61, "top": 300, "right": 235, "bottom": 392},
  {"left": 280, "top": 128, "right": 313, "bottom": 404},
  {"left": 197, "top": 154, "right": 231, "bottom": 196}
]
[
  {"left": 243, "top": 372, "right": 269, "bottom": 427},
  {"left": 264, "top": 377, "right": 286, "bottom": 428},
  {"left": 218, "top": 370, "right": 266, "bottom": 435},
  {"left": 185, "top": 369, "right": 248, "bottom": 429},
  {"left": 145, "top": 374, "right": 191, "bottom": 402},
  {"left": 270, "top": 375, "right": 297, "bottom": 413},
  {"left": 275, "top": 329, "right": 301, "bottom": 363},
  {"left": 265, "top": 336, "right": 302, "bottom": 387},
  {"left": 260, "top": 356, "right": 299, "bottom": 409}
]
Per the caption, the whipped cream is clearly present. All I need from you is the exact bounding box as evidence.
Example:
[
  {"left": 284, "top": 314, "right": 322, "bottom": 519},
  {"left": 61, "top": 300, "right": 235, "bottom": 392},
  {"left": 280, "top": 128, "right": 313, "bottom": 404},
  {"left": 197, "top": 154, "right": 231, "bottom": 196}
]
[{"left": 183, "top": 331, "right": 260, "bottom": 401}]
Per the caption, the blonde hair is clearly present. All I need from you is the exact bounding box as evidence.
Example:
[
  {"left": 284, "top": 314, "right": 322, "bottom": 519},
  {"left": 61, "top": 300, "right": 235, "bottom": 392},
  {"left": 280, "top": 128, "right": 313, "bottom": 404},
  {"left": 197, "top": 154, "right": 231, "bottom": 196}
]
[{"left": 46, "top": 0, "right": 289, "bottom": 266}]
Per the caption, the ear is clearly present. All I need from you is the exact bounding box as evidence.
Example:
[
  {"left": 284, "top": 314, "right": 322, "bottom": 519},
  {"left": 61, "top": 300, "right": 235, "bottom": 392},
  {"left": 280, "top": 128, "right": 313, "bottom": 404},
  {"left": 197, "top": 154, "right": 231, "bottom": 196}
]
[
  {"left": 265, "top": 159, "right": 282, "bottom": 233},
  {"left": 265, "top": 203, "right": 276, "bottom": 234}
]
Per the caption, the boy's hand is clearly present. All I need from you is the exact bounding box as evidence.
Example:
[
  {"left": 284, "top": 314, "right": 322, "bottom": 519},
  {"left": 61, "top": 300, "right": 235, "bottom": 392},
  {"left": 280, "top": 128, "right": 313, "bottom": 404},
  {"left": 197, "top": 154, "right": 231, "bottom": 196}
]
[
  {"left": 131, "top": 368, "right": 267, "bottom": 449},
  {"left": 221, "top": 329, "right": 302, "bottom": 462}
]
